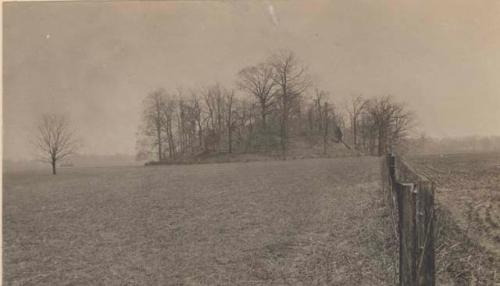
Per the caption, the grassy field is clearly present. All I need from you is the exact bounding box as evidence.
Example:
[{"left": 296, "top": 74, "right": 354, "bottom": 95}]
[
  {"left": 409, "top": 153, "right": 500, "bottom": 285},
  {"left": 3, "top": 157, "right": 394, "bottom": 285}
]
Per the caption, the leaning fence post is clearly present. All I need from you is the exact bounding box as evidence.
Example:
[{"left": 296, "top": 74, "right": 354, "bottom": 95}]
[{"left": 415, "top": 181, "right": 435, "bottom": 286}]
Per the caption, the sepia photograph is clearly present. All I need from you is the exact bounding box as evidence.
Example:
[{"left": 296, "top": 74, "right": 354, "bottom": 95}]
[{"left": 2, "top": 1, "right": 500, "bottom": 285}]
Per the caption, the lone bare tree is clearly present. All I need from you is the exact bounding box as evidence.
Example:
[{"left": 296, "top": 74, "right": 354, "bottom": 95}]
[{"left": 34, "top": 114, "right": 79, "bottom": 175}]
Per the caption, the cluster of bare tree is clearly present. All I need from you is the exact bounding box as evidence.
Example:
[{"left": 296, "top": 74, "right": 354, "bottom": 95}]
[
  {"left": 347, "top": 95, "right": 414, "bottom": 156},
  {"left": 137, "top": 50, "right": 414, "bottom": 161},
  {"left": 137, "top": 85, "right": 246, "bottom": 161},
  {"left": 30, "top": 51, "right": 414, "bottom": 174}
]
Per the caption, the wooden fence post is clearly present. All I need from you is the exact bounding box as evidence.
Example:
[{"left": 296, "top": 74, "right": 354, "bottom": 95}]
[
  {"left": 397, "top": 182, "right": 417, "bottom": 286},
  {"left": 389, "top": 155, "right": 435, "bottom": 286},
  {"left": 415, "top": 181, "right": 435, "bottom": 286}
]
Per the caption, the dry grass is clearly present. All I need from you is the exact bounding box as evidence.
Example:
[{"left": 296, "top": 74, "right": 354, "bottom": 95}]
[
  {"left": 4, "top": 157, "right": 394, "bottom": 285},
  {"left": 410, "top": 153, "right": 500, "bottom": 285}
]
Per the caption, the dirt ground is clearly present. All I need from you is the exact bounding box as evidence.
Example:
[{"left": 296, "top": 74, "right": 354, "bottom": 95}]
[
  {"left": 3, "top": 157, "right": 394, "bottom": 285},
  {"left": 409, "top": 153, "right": 500, "bottom": 285}
]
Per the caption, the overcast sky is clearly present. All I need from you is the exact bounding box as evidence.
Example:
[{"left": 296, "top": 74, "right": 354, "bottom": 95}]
[{"left": 4, "top": 0, "right": 500, "bottom": 160}]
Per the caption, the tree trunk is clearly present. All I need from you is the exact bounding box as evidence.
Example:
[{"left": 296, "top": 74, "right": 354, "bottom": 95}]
[
  {"left": 280, "top": 91, "right": 288, "bottom": 154},
  {"left": 228, "top": 129, "right": 232, "bottom": 153},
  {"left": 353, "top": 118, "right": 357, "bottom": 150},
  {"left": 166, "top": 120, "right": 176, "bottom": 159},
  {"left": 228, "top": 117, "right": 233, "bottom": 154},
  {"left": 261, "top": 100, "right": 267, "bottom": 130},
  {"left": 378, "top": 127, "right": 386, "bottom": 156},
  {"left": 52, "top": 159, "right": 57, "bottom": 175},
  {"left": 280, "top": 114, "right": 287, "bottom": 153},
  {"left": 323, "top": 103, "right": 329, "bottom": 155},
  {"left": 198, "top": 121, "right": 203, "bottom": 150},
  {"left": 157, "top": 126, "right": 162, "bottom": 161}
]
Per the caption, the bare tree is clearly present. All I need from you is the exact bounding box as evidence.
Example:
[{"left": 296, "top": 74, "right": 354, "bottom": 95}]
[
  {"left": 306, "top": 88, "right": 330, "bottom": 134},
  {"left": 315, "top": 98, "right": 350, "bottom": 152},
  {"left": 190, "top": 92, "right": 204, "bottom": 151},
  {"left": 237, "top": 63, "right": 276, "bottom": 129},
  {"left": 366, "top": 96, "right": 413, "bottom": 155},
  {"left": 141, "top": 88, "right": 167, "bottom": 161},
  {"left": 34, "top": 114, "right": 79, "bottom": 175},
  {"left": 322, "top": 101, "right": 330, "bottom": 154},
  {"left": 202, "top": 83, "right": 226, "bottom": 152},
  {"left": 225, "top": 90, "right": 236, "bottom": 153},
  {"left": 269, "top": 50, "right": 311, "bottom": 153},
  {"left": 177, "top": 95, "right": 188, "bottom": 154},
  {"left": 234, "top": 99, "right": 257, "bottom": 152},
  {"left": 314, "top": 89, "right": 327, "bottom": 132},
  {"left": 347, "top": 95, "right": 368, "bottom": 151},
  {"left": 161, "top": 94, "right": 177, "bottom": 159}
]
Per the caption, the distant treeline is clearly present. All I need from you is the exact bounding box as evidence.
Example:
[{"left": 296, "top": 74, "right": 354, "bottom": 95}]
[
  {"left": 408, "top": 135, "right": 500, "bottom": 155},
  {"left": 137, "top": 50, "right": 413, "bottom": 162}
]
